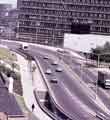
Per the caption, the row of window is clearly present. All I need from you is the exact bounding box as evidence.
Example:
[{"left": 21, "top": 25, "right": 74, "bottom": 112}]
[
  {"left": 19, "top": 13, "right": 110, "bottom": 28},
  {"left": 19, "top": 25, "right": 64, "bottom": 36},
  {"left": 75, "top": 0, "right": 110, "bottom": 5},
  {"left": 77, "top": 12, "right": 110, "bottom": 19},
  {"left": 37, "top": 29, "right": 63, "bottom": 36},
  {"left": 92, "top": 27, "right": 110, "bottom": 33},
  {"left": 19, "top": 14, "right": 71, "bottom": 23},
  {"left": 94, "top": 20, "right": 110, "bottom": 26},
  {"left": 19, "top": 20, "right": 71, "bottom": 30},
  {"left": 19, "top": 20, "right": 36, "bottom": 26},
  {"left": 19, "top": 27, "right": 36, "bottom": 33},
  {"left": 20, "top": 8, "right": 110, "bottom": 20},
  {"left": 21, "top": 2, "right": 110, "bottom": 13},
  {"left": 70, "top": 5, "right": 110, "bottom": 12},
  {"left": 19, "top": 27, "right": 110, "bottom": 38},
  {"left": 21, "top": 0, "right": 110, "bottom": 5}
]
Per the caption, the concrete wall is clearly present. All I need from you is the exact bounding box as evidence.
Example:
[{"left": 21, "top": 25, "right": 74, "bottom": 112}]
[{"left": 8, "top": 117, "right": 28, "bottom": 120}]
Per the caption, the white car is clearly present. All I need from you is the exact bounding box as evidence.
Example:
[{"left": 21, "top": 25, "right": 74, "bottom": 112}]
[
  {"left": 57, "top": 49, "right": 64, "bottom": 53},
  {"left": 56, "top": 67, "right": 63, "bottom": 72},
  {"left": 43, "top": 56, "right": 49, "bottom": 59},
  {"left": 45, "top": 69, "right": 52, "bottom": 74},
  {"left": 22, "top": 43, "right": 29, "bottom": 49},
  {"left": 52, "top": 61, "right": 58, "bottom": 65}
]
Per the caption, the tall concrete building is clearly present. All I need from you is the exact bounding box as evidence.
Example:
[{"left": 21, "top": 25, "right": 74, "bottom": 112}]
[
  {"left": 17, "top": 0, "right": 110, "bottom": 46},
  {"left": 0, "top": 4, "right": 13, "bottom": 38},
  {"left": 0, "top": 4, "right": 12, "bottom": 17},
  {"left": 0, "top": 4, "right": 12, "bottom": 26}
]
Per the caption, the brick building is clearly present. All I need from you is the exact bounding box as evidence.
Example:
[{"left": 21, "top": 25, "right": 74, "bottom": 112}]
[{"left": 17, "top": 0, "right": 110, "bottom": 46}]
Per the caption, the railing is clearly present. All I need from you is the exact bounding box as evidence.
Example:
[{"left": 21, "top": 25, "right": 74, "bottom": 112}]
[{"left": 8, "top": 115, "right": 28, "bottom": 120}]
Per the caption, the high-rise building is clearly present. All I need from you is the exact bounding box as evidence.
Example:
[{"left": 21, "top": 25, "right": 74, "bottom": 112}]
[
  {"left": 0, "top": 4, "right": 13, "bottom": 38},
  {"left": 17, "top": 0, "right": 110, "bottom": 46},
  {"left": 0, "top": 4, "right": 12, "bottom": 17}
]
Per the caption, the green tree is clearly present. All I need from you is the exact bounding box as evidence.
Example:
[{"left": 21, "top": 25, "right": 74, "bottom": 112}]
[{"left": 91, "top": 41, "right": 110, "bottom": 62}]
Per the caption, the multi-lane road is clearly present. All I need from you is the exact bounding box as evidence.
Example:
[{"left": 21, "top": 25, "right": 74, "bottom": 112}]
[
  {"left": 3, "top": 41, "right": 110, "bottom": 120},
  {"left": 26, "top": 46, "right": 109, "bottom": 120}
]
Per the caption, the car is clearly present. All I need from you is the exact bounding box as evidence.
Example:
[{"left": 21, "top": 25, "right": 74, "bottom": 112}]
[
  {"left": 56, "top": 67, "right": 63, "bottom": 72},
  {"left": 50, "top": 78, "right": 58, "bottom": 84},
  {"left": 22, "top": 43, "right": 29, "bottom": 49},
  {"left": 51, "top": 61, "right": 58, "bottom": 65},
  {"left": 18, "top": 44, "right": 23, "bottom": 49},
  {"left": 43, "top": 56, "right": 49, "bottom": 59},
  {"left": 57, "top": 49, "right": 64, "bottom": 53},
  {"left": 19, "top": 44, "right": 29, "bottom": 50},
  {"left": 23, "top": 46, "right": 28, "bottom": 49},
  {"left": 45, "top": 69, "right": 52, "bottom": 74}
]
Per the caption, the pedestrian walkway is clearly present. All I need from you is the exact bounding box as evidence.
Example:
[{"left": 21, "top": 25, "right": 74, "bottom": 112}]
[
  {"left": 16, "top": 53, "right": 52, "bottom": 120},
  {"left": 31, "top": 61, "right": 47, "bottom": 91}
]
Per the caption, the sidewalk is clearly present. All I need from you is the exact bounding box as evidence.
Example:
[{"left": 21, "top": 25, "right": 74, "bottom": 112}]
[
  {"left": 16, "top": 53, "right": 52, "bottom": 120},
  {"left": 31, "top": 61, "right": 47, "bottom": 91}
]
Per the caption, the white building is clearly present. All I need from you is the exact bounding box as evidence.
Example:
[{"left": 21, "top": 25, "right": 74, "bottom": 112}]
[{"left": 64, "top": 34, "right": 110, "bottom": 53}]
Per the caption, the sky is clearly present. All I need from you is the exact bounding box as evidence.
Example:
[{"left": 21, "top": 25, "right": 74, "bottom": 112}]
[{"left": 0, "top": 0, "right": 17, "bottom": 8}]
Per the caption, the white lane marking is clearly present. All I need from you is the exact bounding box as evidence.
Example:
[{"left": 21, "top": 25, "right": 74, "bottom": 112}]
[{"left": 60, "top": 82, "right": 96, "bottom": 117}]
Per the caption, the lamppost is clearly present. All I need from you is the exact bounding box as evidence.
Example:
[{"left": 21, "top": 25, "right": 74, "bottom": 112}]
[
  {"left": 16, "top": 21, "right": 19, "bottom": 40},
  {"left": 84, "top": 52, "right": 100, "bottom": 99},
  {"left": 36, "top": 20, "right": 40, "bottom": 43}
]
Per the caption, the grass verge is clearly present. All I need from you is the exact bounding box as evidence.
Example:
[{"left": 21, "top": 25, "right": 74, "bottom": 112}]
[{"left": 0, "top": 47, "right": 17, "bottom": 61}]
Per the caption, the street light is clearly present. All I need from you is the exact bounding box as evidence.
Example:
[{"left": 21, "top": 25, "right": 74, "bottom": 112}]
[
  {"left": 36, "top": 20, "right": 40, "bottom": 43},
  {"left": 84, "top": 52, "right": 100, "bottom": 99},
  {"left": 16, "top": 21, "right": 19, "bottom": 40}
]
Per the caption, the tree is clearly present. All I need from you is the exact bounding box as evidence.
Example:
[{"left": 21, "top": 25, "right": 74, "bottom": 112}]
[
  {"left": 103, "top": 42, "right": 110, "bottom": 52},
  {"left": 91, "top": 41, "right": 110, "bottom": 62}
]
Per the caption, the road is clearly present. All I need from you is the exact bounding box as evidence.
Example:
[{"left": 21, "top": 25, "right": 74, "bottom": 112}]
[
  {"left": 3, "top": 42, "right": 110, "bottom": 120},
  {"left": 26, "top": 48, "right": 105, "bottom": 120},
  {"left": 28, "top": 46, "right": 110, "bottom": 119},
  {"left": 55, "top": 48, "right": 110, "bottom": 119}
]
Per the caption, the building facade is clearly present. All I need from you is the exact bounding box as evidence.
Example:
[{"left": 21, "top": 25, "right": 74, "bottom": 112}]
[
  {"left": 17, "top": 0, "right": 110, "bottom": 46},
  {"left": 0, "top": 4, "right": 12, "bottom": 17},
  {"left": 0, "top": 3, "right": 12, "bottom": 27},
  {"left": 0, "top": 4, "right": 13, "bottom": 39}
]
